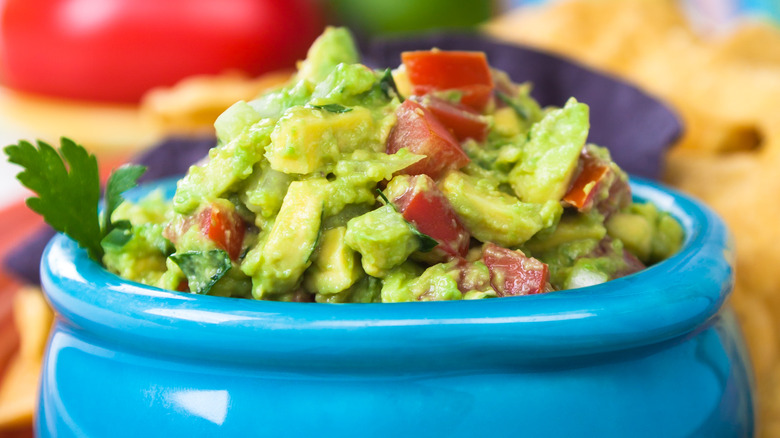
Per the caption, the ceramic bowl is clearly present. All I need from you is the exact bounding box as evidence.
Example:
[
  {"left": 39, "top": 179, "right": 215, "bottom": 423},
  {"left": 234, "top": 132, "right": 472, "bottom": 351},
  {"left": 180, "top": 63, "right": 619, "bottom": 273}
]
[{"left": 37, "top": 177, "right": 753, "bottom": 437}]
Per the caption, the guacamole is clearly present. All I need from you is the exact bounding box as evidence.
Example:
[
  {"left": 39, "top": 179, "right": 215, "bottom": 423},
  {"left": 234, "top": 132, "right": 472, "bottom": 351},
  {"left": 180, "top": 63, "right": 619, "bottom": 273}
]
[{"left": 104, "top": 27, "right": 684, "bottom": 302}]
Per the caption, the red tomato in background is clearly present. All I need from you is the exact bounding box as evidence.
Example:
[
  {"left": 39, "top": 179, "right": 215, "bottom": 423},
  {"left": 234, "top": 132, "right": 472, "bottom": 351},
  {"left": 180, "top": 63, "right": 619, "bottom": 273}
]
[{"left": 0, "top": 0, "right": 324, "bottom": 102}]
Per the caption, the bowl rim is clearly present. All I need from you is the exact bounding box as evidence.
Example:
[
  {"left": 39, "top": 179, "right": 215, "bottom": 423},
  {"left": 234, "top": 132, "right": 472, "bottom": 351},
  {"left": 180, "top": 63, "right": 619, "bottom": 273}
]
[{"left": 40, "top": 176, "right": 733, "bottom": 367}]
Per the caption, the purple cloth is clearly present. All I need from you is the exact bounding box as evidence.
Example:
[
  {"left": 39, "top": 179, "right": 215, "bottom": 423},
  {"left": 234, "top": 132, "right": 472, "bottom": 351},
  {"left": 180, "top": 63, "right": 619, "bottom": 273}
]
[{"left": 4, "top": 33, "right": 682, "bottom": 285}]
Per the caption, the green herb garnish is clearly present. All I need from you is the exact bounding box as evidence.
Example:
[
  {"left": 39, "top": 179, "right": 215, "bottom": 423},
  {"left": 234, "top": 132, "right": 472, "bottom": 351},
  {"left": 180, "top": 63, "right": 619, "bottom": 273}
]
[
  {"left": 103, "top": 164, "right": 146, "bottom": 234},
  {"left": 170, "top": 250, "right": 232, "bottom": 294},
  {"left": 4, "top": 138, "right": 146, "bottom": 261},
  {"left": 409, "top": 225, "right": 439, "bottom": 253},
  {"left": 100, "top": 220, "right": 133, "bottom": 249},
  {"left": 378, "top": 68, "right": 403, "bottom": 101},
  {"left": 496, "top": 91, "right": 529, "bottom": 121},
  {"left": 308, "top": 103, "right": 353, "bottom": 113}
]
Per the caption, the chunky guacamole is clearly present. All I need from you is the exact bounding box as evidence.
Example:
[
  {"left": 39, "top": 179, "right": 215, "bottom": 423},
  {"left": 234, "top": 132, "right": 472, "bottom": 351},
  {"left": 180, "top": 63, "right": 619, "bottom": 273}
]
[{"left": 103, "top": 27, "right": 683, "bottom": 302}]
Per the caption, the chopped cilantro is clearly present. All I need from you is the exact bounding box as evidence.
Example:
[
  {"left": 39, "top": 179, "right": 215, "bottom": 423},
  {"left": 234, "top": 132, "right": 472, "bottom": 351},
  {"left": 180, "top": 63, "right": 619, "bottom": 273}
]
[
  {"left": 496, "top": 91, "right": 529, "bottom": 121},
  {"left": 170, "top": 250, "right": 232, "bottom": 294},
  {"left": 103, "top": 164, "right": 146, "bottom": 235},
  {"left": 378, "top": 68, "right": 403, "bottom": 101},
  {"left": 308, "top": 103, "right": 353, "bottom": 113}
]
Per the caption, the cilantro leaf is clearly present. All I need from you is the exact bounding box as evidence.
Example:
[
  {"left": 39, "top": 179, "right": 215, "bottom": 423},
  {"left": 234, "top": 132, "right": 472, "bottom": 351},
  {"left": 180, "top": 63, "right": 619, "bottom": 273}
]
[
  {"left": 103, "top": 164, "right": 146, "bottom": 235},
  {"left": 410, "top": 226, "right": 439, "bottom": 253},
  {"left": 378, "top": 68, "right": 403, "bottom": 101},
  {"left": 496, "top": 91, "right": 529, "bottom": 121},
  {"left": 5, "top": 138, "right": 103, "bottom": 260},
  {"left": 4, "top": 138, "right": 148, "bottom": 263},
  {"left": 375, "top": 188, "right": 392, "bottom": 206},
  {"left": 308, "top": 103, "right": 353, "bottom": 113},
  {"left": 170, "top": 250, "right": 232, "bottom": 294},
  {"left": 101, "top": 220, "right": 133, "bottom": 249}
]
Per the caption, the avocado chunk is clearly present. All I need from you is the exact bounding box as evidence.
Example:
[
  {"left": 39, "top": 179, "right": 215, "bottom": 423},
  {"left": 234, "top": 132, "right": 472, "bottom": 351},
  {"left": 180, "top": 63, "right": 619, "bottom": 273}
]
[
  {"left": 563, "top": 258, "right": 612, "bottom": 289},
  {"left": 408, "top": 262, "right": 463, "bottom": 301},
  {"left": 605, "top": 210, "right": 654, "bottom": 262},
  {"left": 173, "top": 119, "right": 275, "bottom": 214},
  {"left": 316, "top": 275, "right": 382, "bottom": 303},
  {"left": 267, "top": 106, "right": 384, "bottom": 174},
  {"left": 214, "top": 100, "right": 264, "bottom": 145},
  {"left": 606, "top": 202, "right": 684, "bottom": 264},
  {"left": 524, "top": 211, "right": 607, "bottom": 254},
  {"left": 439, "top": 171, "right": 562, "bottom": 247},
  {"left": 323, "top": 149, "right": 423, "bottom": 216},
  {"left": 380, "top": 262, "right": 424, "bottom": 302},
  {"left": 297, "top": 27, "right": 359, "bottom": 84},
  {"left": 241, "top": 179, "right": 326, "bottom": 299},
  {"left": 304, "top": 226, "right": 363, "bottom": 295},
  {"left": 241, "top": 161, "right": 293, "bottom": 229},
  {"left": 380, "top": 259, "right": 495, "bottom": 302},
  {"left": 310, "top": 63, "right": 378, "bottom": 105},
  {"left": 509, "top": 97, "right": 589, "bottom": 203},
  {"left": 345, "top": 204, "right": 420, "bottom": 277}
]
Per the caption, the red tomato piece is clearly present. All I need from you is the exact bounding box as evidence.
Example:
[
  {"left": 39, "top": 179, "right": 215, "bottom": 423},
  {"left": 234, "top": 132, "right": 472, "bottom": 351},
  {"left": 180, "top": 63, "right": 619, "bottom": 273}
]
[
  {"left": 0, "top": 0, "right": 323, "bottom": 102},
  {"left": 176, "top": 279, "right": 189, "bottom": 292},
  {"left": 482, "top": 243, "right": 549, "bottom": 297},
  {"left": 563, "top": 156, "right": 611, "bottom": 211},
  {"left": 402, "top": 50, "right": 494, "bottom": 111},
  {"left": 563, "top": 147, "right": 632, "bottom": 216},
  {"left": 387, "top": 99, "right": 469, "bottom": 180},
  {"left": 419, "top": 96, "right": 488, "bottom": 142},
  {"left": 391, "top": 174, "right": 470, "bottom": 258},
  {"left": 617, "top": 249, "right": 646, "bottom": 278},
  {"left": 198, "top": 204, "right": 246, "bottom": 261}
]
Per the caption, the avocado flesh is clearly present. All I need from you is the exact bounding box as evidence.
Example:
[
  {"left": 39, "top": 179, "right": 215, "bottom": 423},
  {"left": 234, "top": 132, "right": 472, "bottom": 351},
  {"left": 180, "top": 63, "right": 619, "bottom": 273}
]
[
  {"left": 439, "top": 171, "right": 562, "bottom": 248},
  {"left": 509, "top": 97, "right": 589, "bottom": 204},
  {"left": 304, "top": 227, "right": 363, "bottom": 295},
  {"left": 242, "top": 179, "right": 326, "bottom": 299},
  {"left": 345, "top": 205, "right": 421, "bottom": 278}
]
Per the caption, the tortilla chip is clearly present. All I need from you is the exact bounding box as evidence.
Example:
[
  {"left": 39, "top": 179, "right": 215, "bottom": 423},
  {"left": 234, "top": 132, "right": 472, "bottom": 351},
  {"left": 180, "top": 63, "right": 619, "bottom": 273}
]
[
  {"left": 0, "top": 288, "right": 53, "bottom": 429},
  {"left": 140, "top": 70, "right": 293, "bottom": 135},
  {"left": 487, "top": 1, "right": 780, "bottom": 435}
]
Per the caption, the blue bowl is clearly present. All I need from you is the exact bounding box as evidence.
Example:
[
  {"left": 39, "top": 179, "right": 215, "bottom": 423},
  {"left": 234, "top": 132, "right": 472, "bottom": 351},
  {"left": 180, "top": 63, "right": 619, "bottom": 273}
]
[{"left": 37, "top": 177, "right": 754, "bottom": 437}]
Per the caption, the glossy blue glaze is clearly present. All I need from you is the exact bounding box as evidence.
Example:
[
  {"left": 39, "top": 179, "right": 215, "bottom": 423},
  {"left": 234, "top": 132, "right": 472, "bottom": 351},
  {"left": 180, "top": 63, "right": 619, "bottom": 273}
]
[{"left": 37, "top": 177, "right": 754, "bottom": 437}]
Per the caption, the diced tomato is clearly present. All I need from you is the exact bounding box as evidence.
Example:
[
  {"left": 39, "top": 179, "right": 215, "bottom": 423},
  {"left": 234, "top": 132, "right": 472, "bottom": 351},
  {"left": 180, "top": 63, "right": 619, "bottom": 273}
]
[
  {"left": 198, "top": 204, "right": 246, "bottom": 261},
  {"left": 176, "top": 279, "right": 189, "bottom": 292},
  {"left": 418, "top": 96, "right": 488, "bottom": 142},
  {"left": 482, "top": 243, "right": 549, "bottom": 296},
  {"left": 391, "top": 174, "right": 470, "bottom": 257},
  {"left": 163, "top": 203, "right": 246, "bottom": 261},
  {"left": 563, "top": 147, "right": 632, "bottom": 217},
  {"left": 402, "top": 50, "right": 494, "bottom": 111},
  {"left": 387, "top": 99, "right": 470, "bottom": 180},
  {"left": 563, "top": 154, "right": 611, "bottom": 211},
  {"left": 617, "top": 249, "right": 646, "bottom": 278}
]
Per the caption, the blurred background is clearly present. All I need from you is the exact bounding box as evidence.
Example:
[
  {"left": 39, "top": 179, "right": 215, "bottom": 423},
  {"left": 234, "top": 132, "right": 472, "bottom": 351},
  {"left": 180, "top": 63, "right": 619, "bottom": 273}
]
[
  {"left": 0, "top": 0, "right": 779, "bottom": 437},
  {"left": 0, "top": 0, "right": 778, "bottom": 207}
]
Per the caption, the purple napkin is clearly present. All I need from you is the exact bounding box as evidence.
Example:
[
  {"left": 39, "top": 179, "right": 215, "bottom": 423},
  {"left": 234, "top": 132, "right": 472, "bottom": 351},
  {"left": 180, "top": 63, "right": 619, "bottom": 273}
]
[{"left": 4, "top": 33, "right": 682, "bottom": 286}]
